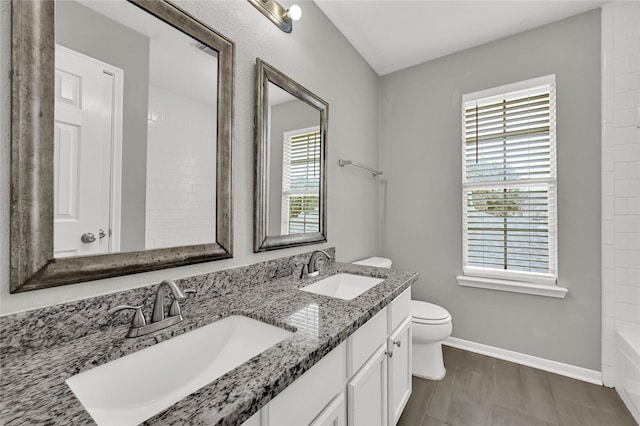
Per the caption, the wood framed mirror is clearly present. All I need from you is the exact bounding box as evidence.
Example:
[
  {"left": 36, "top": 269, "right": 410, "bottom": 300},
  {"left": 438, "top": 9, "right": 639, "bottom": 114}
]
[
  {"left": 10, "top": 0, "right": 234, "bottom": 292},
  {"left": 253, "top": 59, "right": 328, "bottom": 252}
]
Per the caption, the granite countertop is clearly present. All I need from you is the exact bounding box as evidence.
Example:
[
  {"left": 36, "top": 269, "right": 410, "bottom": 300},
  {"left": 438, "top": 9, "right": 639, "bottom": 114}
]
[{"left": 0, "top": 260, "right": 417, "bottom": 425}]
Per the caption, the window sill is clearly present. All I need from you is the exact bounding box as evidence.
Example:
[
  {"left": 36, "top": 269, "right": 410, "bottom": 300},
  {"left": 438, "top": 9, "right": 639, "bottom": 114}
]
[{"left": 456, "top": 275, "right": 568, "bottom": 299}]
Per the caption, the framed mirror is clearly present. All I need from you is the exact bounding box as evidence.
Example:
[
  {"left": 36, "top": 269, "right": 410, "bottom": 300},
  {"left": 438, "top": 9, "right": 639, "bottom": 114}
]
[
  {"left": 10, "top": 0, "right": 234, "bottom": 292},
  {"left": 254, "top": 59, "right": 328, "bottom": 252}
]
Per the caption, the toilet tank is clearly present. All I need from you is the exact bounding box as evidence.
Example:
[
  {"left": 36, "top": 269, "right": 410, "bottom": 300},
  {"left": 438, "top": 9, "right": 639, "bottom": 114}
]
[{"left": 352, "top": 257, "right": 392, "bottom": 268}]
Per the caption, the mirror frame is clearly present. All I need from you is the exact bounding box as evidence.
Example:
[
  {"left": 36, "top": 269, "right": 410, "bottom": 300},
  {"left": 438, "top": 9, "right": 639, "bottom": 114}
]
[
  {"left": 10, "top": 0, "right": 234, "bottom": 293},
  {"left": 253, "top": 59, "right": 328, "bottom": 252}
]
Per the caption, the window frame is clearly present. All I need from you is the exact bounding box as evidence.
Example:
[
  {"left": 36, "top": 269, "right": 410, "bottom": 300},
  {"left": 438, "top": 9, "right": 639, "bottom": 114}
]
[
  {"left": 457, "top": 75, "right": 566, "bottom": 297},
  {"left": 280, "top": 125, "right": 321, "bottom": 235}
]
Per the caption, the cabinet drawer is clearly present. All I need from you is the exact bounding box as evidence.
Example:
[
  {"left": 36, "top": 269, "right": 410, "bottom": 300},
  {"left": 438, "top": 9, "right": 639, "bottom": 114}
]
[
  {"left": 388, "top": 288, "right": 411, "bottom": 334},
  {"left": 348, "top": 308, "right": 387, "bottom": 376},
  {"left": 269, "top": 342, "right": 346, "bottom": 426}
]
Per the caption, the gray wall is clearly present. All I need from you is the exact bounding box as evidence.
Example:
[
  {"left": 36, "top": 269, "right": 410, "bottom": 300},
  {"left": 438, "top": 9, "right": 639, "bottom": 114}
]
[
  {"left": 0, "top": 0, "right": 380, "bottom": 314},
  {"left": 55, "top": 0, "right": 149, "bottom": 251},
  {"left": 379, "top": 10, "right": 601, "bottom": 370},
  {"left": 268, "top": 98, "right": 321, "bottom": 235}
]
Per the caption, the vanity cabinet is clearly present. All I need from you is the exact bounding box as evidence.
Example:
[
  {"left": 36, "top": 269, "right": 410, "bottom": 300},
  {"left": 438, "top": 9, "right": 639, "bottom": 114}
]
[
  {"left": 347, "top": 289, "right": 412, "bottom": 426},
  {"left": 242, "top": 288, "right": 411, "bottom": 426}
]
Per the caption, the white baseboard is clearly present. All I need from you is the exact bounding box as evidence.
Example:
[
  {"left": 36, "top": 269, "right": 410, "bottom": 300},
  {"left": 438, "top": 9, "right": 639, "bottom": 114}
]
[{"left": 444, "top": 337, "right": 603, "bottom": 386}]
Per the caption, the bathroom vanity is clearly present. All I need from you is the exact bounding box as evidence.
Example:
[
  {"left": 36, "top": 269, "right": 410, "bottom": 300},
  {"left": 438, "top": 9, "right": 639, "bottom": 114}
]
[
  {"left": 0, "top": 252, "right": 417, "bottom": 425},
  {"left": 242, "top": 287, "right": 412, "bottom": 426}
]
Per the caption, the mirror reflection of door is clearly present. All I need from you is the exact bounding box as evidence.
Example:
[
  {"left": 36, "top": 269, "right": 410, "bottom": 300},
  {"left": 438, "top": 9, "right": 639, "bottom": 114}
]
[
  {"left": 54, "top": 45, "right": 123, "bottom": 258},
  {"left": 53, "top": 0, "right": 219, "bottom": 257},
  {"left": 267, "top": 83, "right": 322, "bottom": 237}
]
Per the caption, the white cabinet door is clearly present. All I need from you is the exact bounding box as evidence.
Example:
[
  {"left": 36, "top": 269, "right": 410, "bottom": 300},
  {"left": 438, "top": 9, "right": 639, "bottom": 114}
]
[
  {"left": 387, "top": 317, "right": 412, "bottom": 426},
  {"left": 347, "top": 345, "right": 388, "bottom": 426},
  {"left": 311, "top": 393, "right": 346, "bottom": 426}
]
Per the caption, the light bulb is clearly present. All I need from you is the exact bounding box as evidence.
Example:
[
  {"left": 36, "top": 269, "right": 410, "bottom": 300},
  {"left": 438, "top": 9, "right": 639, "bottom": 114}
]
[{"left": 286, "top": 5, "right": 302, "bottom": 21}]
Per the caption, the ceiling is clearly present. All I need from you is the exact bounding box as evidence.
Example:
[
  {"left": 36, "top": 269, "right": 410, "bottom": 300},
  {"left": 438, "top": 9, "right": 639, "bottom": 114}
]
[{"left": 313, "top": 0, "right": 605, "bottom": 76}]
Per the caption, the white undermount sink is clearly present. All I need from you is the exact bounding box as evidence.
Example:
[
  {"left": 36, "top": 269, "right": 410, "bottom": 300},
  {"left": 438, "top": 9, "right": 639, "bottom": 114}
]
[
  {"left": 66, "top": 315, "right": 292, "bottom": 426},
  {"left": 300, "top": 273, "right": 385, "bottom": 300}
]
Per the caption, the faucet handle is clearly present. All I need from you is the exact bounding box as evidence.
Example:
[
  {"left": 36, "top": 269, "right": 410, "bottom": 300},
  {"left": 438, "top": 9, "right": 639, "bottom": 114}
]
[
  {"left": 299, "top": 264, "right": 309, "bottom": 279},
  {"left": 108, "top": 305, "right": 147, "bottom": 328},
  {"left": 168, "top": 289, "right": 196, "bottom": 317}
]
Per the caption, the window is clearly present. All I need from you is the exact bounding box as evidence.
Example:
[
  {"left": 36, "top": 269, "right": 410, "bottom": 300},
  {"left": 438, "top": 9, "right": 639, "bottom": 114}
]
[
  {"left": 281, "top": 126, "right": 321, "bottom": 234},
  {"left": 460, "top": 75, "right": 559, "bottom": 291}
]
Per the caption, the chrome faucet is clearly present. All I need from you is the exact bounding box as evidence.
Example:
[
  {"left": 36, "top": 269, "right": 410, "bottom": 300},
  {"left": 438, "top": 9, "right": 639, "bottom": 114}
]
[
  {"left": 109, "top": 280, "right": 196, "bottom": 338},
  {"left": 301, "top": 250, "right": 331, "bottom": 278},
  {"left": 152, "top": 279, "right": 187, "bottom": 322}
]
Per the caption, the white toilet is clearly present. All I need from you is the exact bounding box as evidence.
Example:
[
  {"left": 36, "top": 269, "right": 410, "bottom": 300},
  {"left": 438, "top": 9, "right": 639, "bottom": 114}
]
[
  {"left": 410, "top": 300, "right": 452, "bottom": 379},
  {"left": 353, "top": 257, "right": 453, "bottom": 380}
]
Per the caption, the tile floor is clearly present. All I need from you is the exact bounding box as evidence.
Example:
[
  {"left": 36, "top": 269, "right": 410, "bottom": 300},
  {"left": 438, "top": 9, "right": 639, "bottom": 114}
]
[{"left": 398, "top": 346, "right": 637, "bottom": 426}]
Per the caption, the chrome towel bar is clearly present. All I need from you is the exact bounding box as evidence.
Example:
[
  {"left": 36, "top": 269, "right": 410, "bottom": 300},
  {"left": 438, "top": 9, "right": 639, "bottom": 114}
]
[{"left": 338, "top": 159, "right": 383, "bottom": 177}]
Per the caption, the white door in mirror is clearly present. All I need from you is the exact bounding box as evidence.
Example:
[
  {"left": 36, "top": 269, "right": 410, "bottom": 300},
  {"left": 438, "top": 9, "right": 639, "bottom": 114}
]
[{"left": 54, "top": 45, "right": 123, "bottom": 258}]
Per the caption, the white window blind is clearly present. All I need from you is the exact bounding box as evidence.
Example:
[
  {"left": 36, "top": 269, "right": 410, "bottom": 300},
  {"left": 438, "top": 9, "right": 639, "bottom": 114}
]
[
  {"left": 281, "top": 126, "right": 321, "bottom": 235},
  {"left": 461, "top": 75, "right": 557, "bottom": 285}
]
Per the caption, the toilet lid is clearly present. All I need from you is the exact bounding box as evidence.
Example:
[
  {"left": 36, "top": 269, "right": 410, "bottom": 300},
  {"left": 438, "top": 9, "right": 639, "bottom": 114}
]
[
  {"left": 411, "top": 301, "right": 450, "bottom": 321},
  {"left": 352, "top": 257, "right": 392, "bottom": 268}
]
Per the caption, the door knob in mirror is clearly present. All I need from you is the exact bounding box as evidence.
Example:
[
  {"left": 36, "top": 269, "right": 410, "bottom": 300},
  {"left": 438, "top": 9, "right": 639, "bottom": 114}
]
[{"left": 81, "top": 233, "right": 96, "bottom": 243}]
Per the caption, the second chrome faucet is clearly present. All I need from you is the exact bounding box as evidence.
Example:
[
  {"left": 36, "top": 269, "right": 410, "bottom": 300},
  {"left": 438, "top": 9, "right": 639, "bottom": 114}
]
[
  {"left": 109, "top": 280, "right": 196, "bottom": 338},
  {"left": 300, "top": 250, "right": 331, "bottom": 279}
]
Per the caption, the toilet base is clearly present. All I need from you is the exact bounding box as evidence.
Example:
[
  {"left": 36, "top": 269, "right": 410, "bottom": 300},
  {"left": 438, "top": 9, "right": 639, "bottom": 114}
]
[
  {"left": 413, "top": 368, "right": 446, "bottom": 381},
  {"left": 412, "top": 341, "right": 446, "bottom": 380}
]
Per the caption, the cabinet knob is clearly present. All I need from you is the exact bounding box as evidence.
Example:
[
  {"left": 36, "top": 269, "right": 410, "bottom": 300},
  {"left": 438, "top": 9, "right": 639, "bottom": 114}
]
[
  {"left": 394, "top": 340, "right": 401, "bottom": 348},
  {"left": 386, "top": 350, "right": 393, "bottom": 358}
]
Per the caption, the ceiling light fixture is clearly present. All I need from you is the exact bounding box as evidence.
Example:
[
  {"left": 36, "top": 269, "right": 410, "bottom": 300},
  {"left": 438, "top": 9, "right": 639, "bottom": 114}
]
[{"left": 247, "top": 0, "right": 302, "bottom": 33}]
